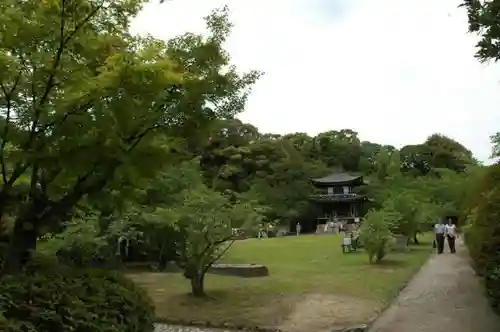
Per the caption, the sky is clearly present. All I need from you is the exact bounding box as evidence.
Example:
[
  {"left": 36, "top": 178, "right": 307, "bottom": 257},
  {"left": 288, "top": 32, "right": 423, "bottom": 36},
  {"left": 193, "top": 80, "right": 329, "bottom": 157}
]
[{"left": 131, "top": 0, "right": 500, "bottom": 163}]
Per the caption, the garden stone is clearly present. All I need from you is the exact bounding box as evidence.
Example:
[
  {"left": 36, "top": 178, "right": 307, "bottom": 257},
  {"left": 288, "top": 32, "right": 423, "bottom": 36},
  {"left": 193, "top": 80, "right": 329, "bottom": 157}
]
[
  {"left": 330, "top": 324, "right": 367, "bottom": 332},
  {"left": 209, "top": 263, "right": 269, "bottom": 277},
  {"left": 343, "top": 324, "right": 367, "bottom": 332}
]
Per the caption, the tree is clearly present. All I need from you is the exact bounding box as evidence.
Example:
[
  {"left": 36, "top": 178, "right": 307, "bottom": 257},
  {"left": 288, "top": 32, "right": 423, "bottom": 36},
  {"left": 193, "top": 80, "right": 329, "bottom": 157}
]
[
  {"left": 314, "top": 129, "right": 362, "bottom": 171},
  {"left": 0, "top": 1, "right": 260, "bottom": 272},
  {"left": 104, "top": 159, "right": 204, "bottom": 268},
  {"left": 164, "top": 184, "right": 261, "bottom": 297},
  {"left": 423, "top": 134, "right": 475, "bottom": 172},
  {"left": 462, "top": 0, "right": 500, "bottom": 63},
  {"left": 243, "top": 154, "right": 328, "bottom": 227},
  {"left": 400, "top": 144, "right": 432, "bottom": 176},
  {"left": 490, "top": 132, "right": 500, "bottom": 159},
  {"left": 360, "top": 209, "right": 394, "bottom": 263}
]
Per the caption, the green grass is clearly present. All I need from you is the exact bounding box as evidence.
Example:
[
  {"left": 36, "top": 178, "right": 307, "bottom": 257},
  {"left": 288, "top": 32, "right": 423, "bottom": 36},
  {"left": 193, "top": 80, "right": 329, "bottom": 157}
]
[{"left": 129, "top": 234, "right": 433, "bottom": 329}]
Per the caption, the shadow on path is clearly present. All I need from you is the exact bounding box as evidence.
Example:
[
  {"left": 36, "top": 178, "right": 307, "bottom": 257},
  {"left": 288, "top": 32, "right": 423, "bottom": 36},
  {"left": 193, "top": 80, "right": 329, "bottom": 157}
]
[{"left": 368, "top": 238, "right": 500, "bottom": 332}]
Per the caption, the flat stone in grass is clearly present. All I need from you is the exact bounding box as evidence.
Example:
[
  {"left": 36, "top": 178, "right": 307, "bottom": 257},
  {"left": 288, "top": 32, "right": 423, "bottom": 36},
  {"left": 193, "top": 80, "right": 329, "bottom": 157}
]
[
  {"left": 392, "top": 235, "right": 410, "bottom": 252},
  {"left": 209, "top": 263, "right": 269, "bottom": 278}
]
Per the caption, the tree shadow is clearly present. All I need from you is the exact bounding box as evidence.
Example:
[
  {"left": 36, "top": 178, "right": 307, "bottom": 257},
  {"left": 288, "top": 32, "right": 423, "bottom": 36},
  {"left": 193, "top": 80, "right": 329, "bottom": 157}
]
[{"left": 371, "top": 259, "right": 408, "bottom": 268}]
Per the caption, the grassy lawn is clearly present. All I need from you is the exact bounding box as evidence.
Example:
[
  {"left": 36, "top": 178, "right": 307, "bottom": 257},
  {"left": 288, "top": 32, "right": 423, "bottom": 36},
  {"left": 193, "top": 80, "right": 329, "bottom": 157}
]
[{"left": 128, "top": 234, "right": 433, "bottom": 330}]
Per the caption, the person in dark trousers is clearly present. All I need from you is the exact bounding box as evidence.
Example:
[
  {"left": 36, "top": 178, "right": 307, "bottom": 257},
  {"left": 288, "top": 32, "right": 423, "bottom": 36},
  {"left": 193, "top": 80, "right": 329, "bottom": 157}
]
[
  {"left": 445, "top": 218, "right": 457, "bottom": 253},
  {"left": 434, "top": 219, "right": 446, "bottom": 254}
]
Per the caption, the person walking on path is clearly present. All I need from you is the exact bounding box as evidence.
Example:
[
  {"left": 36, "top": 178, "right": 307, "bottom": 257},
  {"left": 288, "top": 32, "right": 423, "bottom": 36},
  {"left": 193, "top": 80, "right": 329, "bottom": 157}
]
[
  {"left": 434, "top": 219, "right": 446, "bottom": 254},
  {"left": 445, "top": 218, "right": 457, "bottom": 253}
]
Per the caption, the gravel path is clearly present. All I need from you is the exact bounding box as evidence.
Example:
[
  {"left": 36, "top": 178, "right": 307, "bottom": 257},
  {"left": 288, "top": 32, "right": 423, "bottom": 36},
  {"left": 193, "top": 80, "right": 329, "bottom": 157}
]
[
  {"left": 368, "top": 238, "right": 500, "bottom": 332},
  {"left": 154, "top": 324, "right": 235, "bottom": 332}
]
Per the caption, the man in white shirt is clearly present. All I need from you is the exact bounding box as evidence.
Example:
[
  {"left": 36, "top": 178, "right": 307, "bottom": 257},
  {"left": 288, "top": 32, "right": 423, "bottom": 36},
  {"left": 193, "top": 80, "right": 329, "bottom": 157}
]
[
  {"left": 434, "top": 220, "right": 446, "bottom": 254},
  {"left": 445, "top": 218, "right": 457, "bottom": 253}
]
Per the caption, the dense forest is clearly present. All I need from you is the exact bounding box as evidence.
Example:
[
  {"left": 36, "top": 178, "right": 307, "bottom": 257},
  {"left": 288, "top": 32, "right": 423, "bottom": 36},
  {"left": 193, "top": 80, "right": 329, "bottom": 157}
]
[{"left": 196, "top": 119, "right": 480, "bottom": 228}]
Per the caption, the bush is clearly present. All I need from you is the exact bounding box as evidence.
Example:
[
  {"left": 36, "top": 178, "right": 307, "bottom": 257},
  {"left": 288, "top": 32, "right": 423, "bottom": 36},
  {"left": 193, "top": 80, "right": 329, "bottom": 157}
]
[
  {"left": 462, "top": 164, "right": 500, "bottom": 224},
  {"left": 465, "top": 188, "right": 500, "bottom": 275},
  {"left": 485, "top": 265, "right": 500, "bottom": 314},
  {"left": 464, "top": 166, "right": 500, "bottom": 276},
  {"left": 0, "top": 254, "right": 155, "bottom": 332},
  {"left": 56, "top": 239, "right": 117, "bottom": 268},
  {"left": 38, "top": 220, "right": 118, "bottom": 268},
  {"left": 360, "top": 209, "right": 393, "bottom": 263},
  {"left": 463, "top": 163, "right": 500, "bottom": 315}
]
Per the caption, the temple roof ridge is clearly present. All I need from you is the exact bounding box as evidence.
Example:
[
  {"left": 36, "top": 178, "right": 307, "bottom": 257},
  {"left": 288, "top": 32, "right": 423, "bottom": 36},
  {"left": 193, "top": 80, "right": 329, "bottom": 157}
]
[{"left": 310, "top": 171, "right": 364, "bottom": 184}]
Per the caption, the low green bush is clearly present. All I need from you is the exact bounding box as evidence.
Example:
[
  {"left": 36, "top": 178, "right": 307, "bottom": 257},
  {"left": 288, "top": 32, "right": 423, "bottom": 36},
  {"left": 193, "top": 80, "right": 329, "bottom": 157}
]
[{"left": 0, "top": 254, "right": 155, "bottom": 332}]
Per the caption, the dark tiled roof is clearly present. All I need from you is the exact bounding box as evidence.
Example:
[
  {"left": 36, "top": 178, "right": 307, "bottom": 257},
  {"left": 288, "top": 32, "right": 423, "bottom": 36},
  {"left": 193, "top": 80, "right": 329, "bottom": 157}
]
[
  {"left": 311, "top": 172, "right": 363, "bottom": 184},
  {"left": 309, "top": 194, "right": 367, "bottom": 202}
]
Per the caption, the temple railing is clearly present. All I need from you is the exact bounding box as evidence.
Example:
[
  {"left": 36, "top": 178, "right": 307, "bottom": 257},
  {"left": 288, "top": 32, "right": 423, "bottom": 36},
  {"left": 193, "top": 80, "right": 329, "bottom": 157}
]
[{"left": 309, "top": 193, "right": 366, "bottom": 202}]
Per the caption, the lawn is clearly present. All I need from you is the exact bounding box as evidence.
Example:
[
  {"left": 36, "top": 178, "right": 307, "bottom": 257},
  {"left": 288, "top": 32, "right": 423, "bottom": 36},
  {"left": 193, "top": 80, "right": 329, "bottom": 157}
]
[{"left": 128, "top": 234, "right": 433, "bottom": 331}]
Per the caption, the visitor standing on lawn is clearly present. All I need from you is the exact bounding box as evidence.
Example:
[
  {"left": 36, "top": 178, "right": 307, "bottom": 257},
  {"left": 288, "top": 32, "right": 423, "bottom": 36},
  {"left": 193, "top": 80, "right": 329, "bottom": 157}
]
[
  {"left": 445, "top": 218, "right": 457, "bottom": 253},
  {"left": 434, "top": 219, "right": 446, "bottom": 254}
]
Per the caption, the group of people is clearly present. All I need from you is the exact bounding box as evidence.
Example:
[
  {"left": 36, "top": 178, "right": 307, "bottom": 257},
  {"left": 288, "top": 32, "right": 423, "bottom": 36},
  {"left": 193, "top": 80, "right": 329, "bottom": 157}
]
[
  {"left": 295, "top": 221, "right": 357, "bottom": 236},
  {"left": 434, "top": 218, "right": 457, "bottom": 254}
]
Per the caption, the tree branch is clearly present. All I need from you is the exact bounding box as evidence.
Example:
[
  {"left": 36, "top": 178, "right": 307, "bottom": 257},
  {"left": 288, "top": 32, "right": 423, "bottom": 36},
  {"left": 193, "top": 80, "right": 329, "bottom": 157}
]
[
  {"left": 26, "top": 0, "right": 105, "bottom": 149},
  {"left": 28, "top": 163, "right": 39, "bottom": 199},
  {"left": 42, "top": 98, "right": 94, "bottom": 133},
  {"left": 0, "top": 72, "right": 22, "bottom": 185},
  {"left": 39, "top": 168, "right": 62, "bottom": 195},
  {"left": 1, "top": 1, "right": 106, "bottom": 193},
  {"left": 201, "top": 236, "right": 235, "bottom": 275}
]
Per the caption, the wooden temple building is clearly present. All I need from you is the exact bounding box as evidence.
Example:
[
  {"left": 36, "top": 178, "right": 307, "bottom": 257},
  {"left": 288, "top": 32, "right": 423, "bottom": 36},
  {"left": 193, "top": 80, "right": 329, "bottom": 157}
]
[{"left": 308, "top": 172, "right": 369, "bottom": 232}]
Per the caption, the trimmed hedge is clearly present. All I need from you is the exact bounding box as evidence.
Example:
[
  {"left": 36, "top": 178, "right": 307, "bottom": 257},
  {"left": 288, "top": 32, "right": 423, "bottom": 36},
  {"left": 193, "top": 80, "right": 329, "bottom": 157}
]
[
  {"left": 0, "top": 254, "right": 155, "bottom": 332},
  {"left": 464, "top": 163, "right": 500, "bottom": 314}
]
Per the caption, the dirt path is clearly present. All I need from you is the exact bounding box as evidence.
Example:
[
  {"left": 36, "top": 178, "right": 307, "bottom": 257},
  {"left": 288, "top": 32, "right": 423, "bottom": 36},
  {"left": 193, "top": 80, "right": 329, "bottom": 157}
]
[
  {"left": 278, "top": 294, "right": 379, "bottom": 332},
  {"left": 368, "top": 238, "right": 500, "bottom": 332}
]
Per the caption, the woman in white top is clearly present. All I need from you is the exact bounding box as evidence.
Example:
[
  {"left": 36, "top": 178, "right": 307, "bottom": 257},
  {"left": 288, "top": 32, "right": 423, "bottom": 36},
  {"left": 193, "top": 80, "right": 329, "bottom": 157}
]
[{"left": 445, "top": 219, "right": 457, "bottom": 253}]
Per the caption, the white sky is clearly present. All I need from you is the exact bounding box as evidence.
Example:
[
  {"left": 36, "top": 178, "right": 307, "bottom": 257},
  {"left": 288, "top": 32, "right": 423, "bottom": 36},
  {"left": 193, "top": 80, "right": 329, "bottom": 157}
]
[{"left": 132, "top": 0, "right": 500, "bottom": 163}]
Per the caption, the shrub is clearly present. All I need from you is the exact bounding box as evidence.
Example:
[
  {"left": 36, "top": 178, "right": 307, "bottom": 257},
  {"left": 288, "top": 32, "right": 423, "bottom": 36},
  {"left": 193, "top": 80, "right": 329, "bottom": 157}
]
[
  {"left": 465, "top": 188, "right": 500, "bottom": 274},
  {"left": 462, "top": 164, "right": 500, "bottom": 220},
  {"left": 38, "top": 219, "right": 118, "bottom": 268},
  {"left": 463, "top": 163, "right": 500, "bottom": 314},
  {"left": 464, "top": 165, "right": 500, "bottom": 276},
  {"left": 485, "top": 265, "right": 500, "bottom": 314},
  {"left": 0, "top": 254, "right": 155, "bottom": 332},
  {"left": 360, "top": 209, "right": 394, "bottom": 263}
]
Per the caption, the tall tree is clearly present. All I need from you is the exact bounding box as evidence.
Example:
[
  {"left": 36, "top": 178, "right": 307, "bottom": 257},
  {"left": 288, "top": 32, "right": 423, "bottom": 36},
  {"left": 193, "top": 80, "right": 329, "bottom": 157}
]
[
  {"left": 314, "top": 129, "right": 362, "bottom": 171},
  {"left": 463, "top": 0, "right": 500, "bottom": 161},
  {"left": 0, "top": 1, "right": 260, "bottom": 272},
  {"left": 424, "top": 134, "right": 474, "bottom": 172}
]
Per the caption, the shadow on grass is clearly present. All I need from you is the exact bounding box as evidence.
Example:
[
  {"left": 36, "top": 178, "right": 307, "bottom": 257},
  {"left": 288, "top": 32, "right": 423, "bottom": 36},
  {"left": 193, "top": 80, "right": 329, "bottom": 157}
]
[
  {"left": 374, "top": 259, "right": 409, "bottom": 268},
  {"left": 410, "top": 241, "right": 432, "bottom": 247},
  {"left": 171, "top": 288, "right": 243, "bottom": 302},
  {"left": 339, "top": 249, "right": 364, "bottom": 255}
]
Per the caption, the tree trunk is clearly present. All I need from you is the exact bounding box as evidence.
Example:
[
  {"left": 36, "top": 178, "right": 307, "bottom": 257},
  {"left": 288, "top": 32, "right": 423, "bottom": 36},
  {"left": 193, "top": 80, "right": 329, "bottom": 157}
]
[
  {"left": 190, "top": 272, "right": 206, "bottom": 297},
  {"left": 2, "top": 216, "right": 38, "bottom": 274},
  {"left": 413, "top": 232, "right": 419, "bottom": 244}
]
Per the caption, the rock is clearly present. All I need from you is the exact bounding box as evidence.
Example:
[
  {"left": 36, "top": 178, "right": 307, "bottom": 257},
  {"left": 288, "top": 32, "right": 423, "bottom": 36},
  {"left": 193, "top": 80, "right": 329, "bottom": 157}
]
[
  {"left": 343, "top": 324, "right": 367, "bottom": 332},
  {"left": 209, "top": 263, "right": 269, "bottom": 278},
  {"left": 330, "top": 324, "right": 368, "bottom": 332}
]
